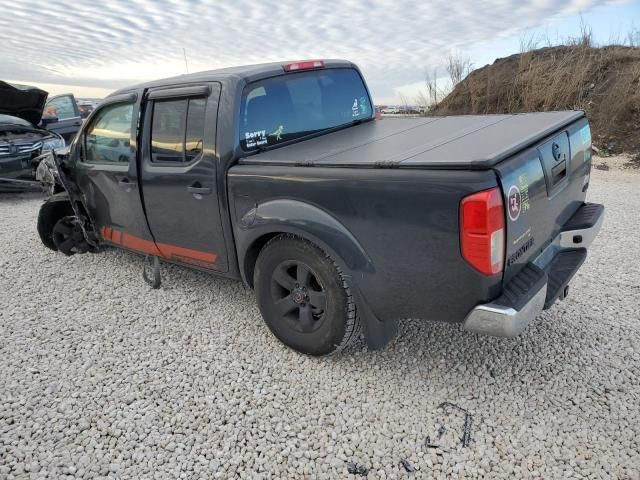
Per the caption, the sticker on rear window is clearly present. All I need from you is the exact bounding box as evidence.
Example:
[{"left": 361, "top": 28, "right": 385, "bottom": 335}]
[
  {"left": 270, "top": 125, "right": 284, "bottom": 142},
  {"left": 352, "top": 98, "right": 359, "bottom": 117},
  {"left": 245, "top": 130, "right": 267, "bottom": 148},
  {"left": 351, "top": 97, "right": 370, "bottom": 118},
  {"left": 359, "top": 96, "right": 369, "bottom": 115}
]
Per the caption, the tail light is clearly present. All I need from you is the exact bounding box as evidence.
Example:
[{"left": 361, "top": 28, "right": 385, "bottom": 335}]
[
  {"left": 460, "top": 187, "right": 505, "bottom": 275},
  {"left": 283, "top": 60, "right": 325, "bottom": 72}
]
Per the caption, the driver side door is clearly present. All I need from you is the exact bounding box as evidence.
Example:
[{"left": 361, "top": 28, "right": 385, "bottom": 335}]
[{"left": 72, "top": 93, "right": 158, "bottom": 255}]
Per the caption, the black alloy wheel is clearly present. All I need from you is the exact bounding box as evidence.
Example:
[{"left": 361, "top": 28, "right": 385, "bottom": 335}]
[
  {"left": 270, "top": 260, "right": 327, "bottom": 333},
  {"left": 254, "top": 235, "right": 362, "bottom": 356}
]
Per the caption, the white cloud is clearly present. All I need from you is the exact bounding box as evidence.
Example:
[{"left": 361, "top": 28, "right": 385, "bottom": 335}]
[{"left": 0, "top": 0, "right": 612, "bottom": 100}]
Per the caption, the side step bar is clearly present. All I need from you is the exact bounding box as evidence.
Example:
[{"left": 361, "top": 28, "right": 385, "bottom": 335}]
[
  {"left": 559, "top": 203, "right": 604, "bottom": 249},
  {"left": 543, "top": 249, "right": 587, "bottom": 309}
]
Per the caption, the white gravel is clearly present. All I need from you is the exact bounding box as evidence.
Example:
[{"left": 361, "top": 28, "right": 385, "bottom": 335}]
[{"left": 1, "top": 160, "right": 639, "bottom": 479}]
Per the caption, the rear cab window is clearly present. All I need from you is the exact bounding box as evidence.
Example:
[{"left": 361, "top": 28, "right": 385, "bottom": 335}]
[{"left": 239, "top": 68, "right": 372, "bottom": 151}]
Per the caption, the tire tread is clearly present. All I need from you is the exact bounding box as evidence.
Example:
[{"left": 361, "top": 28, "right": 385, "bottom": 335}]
[{"left": 260, "top": 234, "right": 362, "bottom": 354}]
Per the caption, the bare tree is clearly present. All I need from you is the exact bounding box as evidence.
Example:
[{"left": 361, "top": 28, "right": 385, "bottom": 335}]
[
  {"left": 421, "top": 51, "right": 473, "bottom": 113},
  {"left": 446, "top": 51, "right": 473, "bottom": 87},
  {"left": 398, "top": 92, "right": 410, "bottom": 112},
  {"left": 424, "top": 68, "right": 440, "bottom": 108},
  {"left": 414, "top": 90, "right": 430, "bottom": 112}
]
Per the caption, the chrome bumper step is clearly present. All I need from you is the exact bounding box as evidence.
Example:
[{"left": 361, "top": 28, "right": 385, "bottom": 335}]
[{"left": 463, "top": 202, "right": 604, "bottom": 338}]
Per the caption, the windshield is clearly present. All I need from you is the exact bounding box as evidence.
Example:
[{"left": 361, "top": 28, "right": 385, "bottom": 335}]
[{"left": 239, "top": 68, "right": 372, "bottom": 151}]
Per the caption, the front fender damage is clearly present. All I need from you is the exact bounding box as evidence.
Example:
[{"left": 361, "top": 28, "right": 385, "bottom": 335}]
[{"left": 36, "top": 150, "right": 99, "bottom": 253}]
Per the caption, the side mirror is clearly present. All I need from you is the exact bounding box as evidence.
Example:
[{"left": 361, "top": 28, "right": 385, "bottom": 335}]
[{"left": 41, "top": 115, "right": 59, "bottom": 127}]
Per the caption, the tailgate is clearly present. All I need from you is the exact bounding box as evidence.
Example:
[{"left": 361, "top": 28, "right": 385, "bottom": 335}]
[{"left": 495, "top": 115, "right": 593, "bottom": 284}]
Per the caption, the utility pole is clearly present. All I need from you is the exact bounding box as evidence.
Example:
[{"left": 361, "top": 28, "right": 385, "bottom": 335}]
[{"left": 183, "top": 48, "right": 189, "bottom": 74}]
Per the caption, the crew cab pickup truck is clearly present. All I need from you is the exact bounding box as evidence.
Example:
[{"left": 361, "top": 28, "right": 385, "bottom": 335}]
[{"left": 36, "top": 59, "right": 604, "bottom": 355}]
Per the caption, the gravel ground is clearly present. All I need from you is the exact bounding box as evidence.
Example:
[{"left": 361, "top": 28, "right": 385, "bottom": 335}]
[{"left": 1, "top": 159, "right": 639, "bottom": 479}]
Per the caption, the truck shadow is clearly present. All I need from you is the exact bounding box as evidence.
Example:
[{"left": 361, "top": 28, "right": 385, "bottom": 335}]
[
  {"left": 109, "top": 249, "right": 595, "bottom": 377},
  {"left": 99, "top": 246, "right": 603, "bottom": 393}
]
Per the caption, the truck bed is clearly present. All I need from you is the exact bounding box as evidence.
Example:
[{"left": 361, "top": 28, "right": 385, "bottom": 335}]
[{"left": 239, "top": 111, "right": 584, "bottom": 169}]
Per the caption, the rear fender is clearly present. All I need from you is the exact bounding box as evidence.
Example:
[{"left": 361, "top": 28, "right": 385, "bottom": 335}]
[
  {"left": 235, "top": 199, "right": 396, "bottom": 349},
  {"left": 235, "top": 198, "right": 374, "bottom": 283}
]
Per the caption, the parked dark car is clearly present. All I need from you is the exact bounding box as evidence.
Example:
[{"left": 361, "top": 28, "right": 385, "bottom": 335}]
[
  {"left": 42, "top": 92, "right": 84, "bottom": 141},
  {"left": 36, "top": 60, "right": 603, "bottom": 355},
  {"left": 0, "top": 81, "right": 65, "bottom": 190}
]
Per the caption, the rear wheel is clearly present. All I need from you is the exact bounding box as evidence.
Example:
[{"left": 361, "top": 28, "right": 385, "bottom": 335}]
[{"left": 254, "top": 235, "right": 361, "bottom": 356}]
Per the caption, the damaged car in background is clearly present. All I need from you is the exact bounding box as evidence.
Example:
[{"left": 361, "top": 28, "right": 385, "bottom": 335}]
[{"left": 0, "top": 81, "right": 65, "bottom": 191}]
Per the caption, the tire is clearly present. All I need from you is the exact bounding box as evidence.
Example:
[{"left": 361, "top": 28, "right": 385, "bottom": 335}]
[
  {"left": 37, "top": 198, "right": 73, "bottom": 251},
  {"left": 254, "top": 234, "right": 362, "bottom": 356}
]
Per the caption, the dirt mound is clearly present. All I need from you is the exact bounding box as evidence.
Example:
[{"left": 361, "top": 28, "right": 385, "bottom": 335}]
[{"left": 432, "top": 45, "right": 640, "bottom": 154}]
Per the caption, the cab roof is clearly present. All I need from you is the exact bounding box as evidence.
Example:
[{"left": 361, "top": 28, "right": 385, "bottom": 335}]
[{"left": 108, "top": 59, "right": 356, "bottom": 98}]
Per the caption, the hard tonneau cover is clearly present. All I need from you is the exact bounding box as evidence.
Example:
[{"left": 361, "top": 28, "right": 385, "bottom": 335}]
[{"left": 239, "top": 111, "right": 584, "bottom": 169}]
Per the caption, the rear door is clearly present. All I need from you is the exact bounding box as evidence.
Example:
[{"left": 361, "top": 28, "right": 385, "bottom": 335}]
[
  {"left": 44, "top": 94, "right": 83, "bottom": 142},
  {"left": 495, "top": 117, "right": 593, "bottom": 283},
  {"left": 73, "top": 93, "right": 159, "bottom": 254},
  {"left": 139, "top": 83, "right": 228, "bottom": 271}
]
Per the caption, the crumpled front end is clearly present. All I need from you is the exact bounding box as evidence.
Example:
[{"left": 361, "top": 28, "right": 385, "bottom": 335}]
[{"left": 35, "top": 150, "right": 60, "bottom": 194}]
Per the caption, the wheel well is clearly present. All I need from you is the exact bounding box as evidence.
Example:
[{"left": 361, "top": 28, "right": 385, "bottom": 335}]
[
  {"left": 38, "top": 194, "right": 94, "bottom": 251},
  {"left": 243, "top": 232, "right": 282, "bottom": 288},
  {"left": 40, "top": 197, "right": 89, "bottom": 222},
  {"left": 37, "top": 198, "right": 74, "bottom": 251}
]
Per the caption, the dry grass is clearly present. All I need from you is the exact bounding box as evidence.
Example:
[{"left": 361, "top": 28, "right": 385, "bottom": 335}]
[{"left": 432, "top": 44, "right": 640, "bottom": 154}]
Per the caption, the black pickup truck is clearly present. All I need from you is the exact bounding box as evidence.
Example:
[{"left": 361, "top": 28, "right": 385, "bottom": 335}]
[{"left": 36, "top": 59, "right": 604, "bottom": 355}]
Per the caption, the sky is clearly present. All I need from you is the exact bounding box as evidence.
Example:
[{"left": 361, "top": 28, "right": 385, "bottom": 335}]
[{"left": 1, "top": 0, "right": 638, "bottom": 104}]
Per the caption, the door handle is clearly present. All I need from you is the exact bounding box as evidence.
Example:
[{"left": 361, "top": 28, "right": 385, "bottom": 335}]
[
  {"left": 187, "top": 183, "right": 211, "bottom": 195},
  {"left": 118, "top": 178, "right": 137, "bottom": 191}
]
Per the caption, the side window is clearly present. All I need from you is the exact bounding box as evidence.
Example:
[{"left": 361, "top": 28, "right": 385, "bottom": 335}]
[
  {"left": 45, "top": 95, "right": 76, "bottom": 120},
  {"left": 185, "top": 98, "right": 206, "bottom": 162},
  {"left": 151, "top": 97, "right": 206, "bottom": 163},
  {"left": 84, "top": 102, "right": 133, "bottom": 164}
]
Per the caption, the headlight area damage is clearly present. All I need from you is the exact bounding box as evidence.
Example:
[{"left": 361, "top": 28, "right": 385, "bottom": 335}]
[{"left": 36, "top": 150, "right": 99, "bottom": 256}]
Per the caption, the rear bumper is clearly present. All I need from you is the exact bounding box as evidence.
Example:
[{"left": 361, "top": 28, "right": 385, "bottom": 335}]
[{"left": 463, "top": 202, "right": 604, "bottom": 337}]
